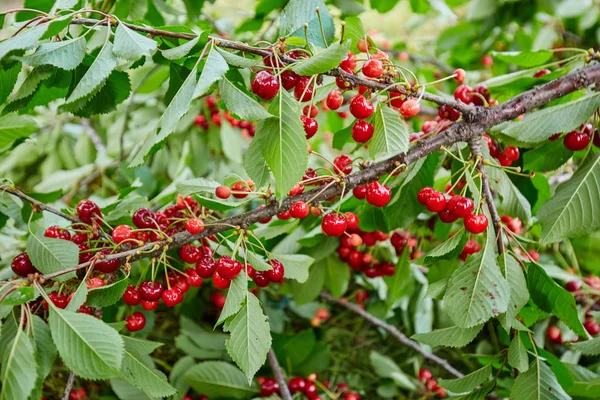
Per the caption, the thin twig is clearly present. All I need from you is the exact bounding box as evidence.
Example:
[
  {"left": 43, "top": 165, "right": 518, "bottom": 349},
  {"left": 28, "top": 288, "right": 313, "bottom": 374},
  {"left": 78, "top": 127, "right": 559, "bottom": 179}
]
[
  {"left": 61, "top": 372, "right": 76, "bottom": 400},
  {"left": 268, "top": 348, "right": 292, "bottom": 400},
  {"left": 1, "top": 186, "right": 79, "bottom": 223},
  {"left": 82, "top": 119, "right": 106, "bottom": 154}
]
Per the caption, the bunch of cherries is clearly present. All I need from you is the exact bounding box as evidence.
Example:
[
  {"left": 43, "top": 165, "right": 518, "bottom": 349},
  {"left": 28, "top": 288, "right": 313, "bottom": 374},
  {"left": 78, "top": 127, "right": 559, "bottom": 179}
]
[
  {"left": 418, "top": 368, "right": 447, "bottom": 399},
  {"left": 482, "top": 134, "right": 521, "bottom": 167},
  {"left": 194, "top": 95, "right": 256, "bottom": 137},
  {"left": 553, "top": 122, "right": 600, "bottom": 152},
  {"left": 258, "top": 374, "right": 361, "bottom": 400},
  {"left": 335, "top": 226, "right": 398, "bottom": 278}
]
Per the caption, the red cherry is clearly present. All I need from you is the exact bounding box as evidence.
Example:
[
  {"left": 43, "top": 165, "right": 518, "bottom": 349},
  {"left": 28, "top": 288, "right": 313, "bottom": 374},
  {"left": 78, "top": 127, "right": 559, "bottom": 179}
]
[
  {"left": 339, "top": 52, "right": 356, "bottom": 72},
  {"left": 86, "top": 277, "right": 104, "bottom": 289},
  {"left": 251, "top": 71, "right": 280, "bottom": 100},
  {"left": 289, "top": 201, "right": 310, "bottom": 219},
  {"left": 584, "top": 320, "right": 600, "bottom": 336},
  {"left": 534, "top": 69, "right": 550, "bottom": 78},
  {"left": 210, "top": 291, "right": 226, "bottom": 308},
  {"left": 11, "top": 252, "right": 37, "bottom": 277},
  {"left": 215, "top": 186, "right": 231, "bottom": 199},
  {"left": 231, "top": 182, "right": 249, "bottom": 199},
  {"left": 565, "top": 280, "right": 582, "bottom": 292},
  {"left": 425, "top": 191, "right": 446, "bottom": 212},
  {"left": 547, "top": 325, "right": 562, "bottom": 344},
  {"left": 438, "top": 209, "right": 458, "bottom": 223},
  {"left": 253, "top": 271, "right": 270, "bottom": 287},
  {"left": 321, "top": 213, "right": 348, "bottom": 236},
  {"left": 352, "top": 120, "right": 374, "bottom": 143},
  {"left": 438, "top": 105, "right": 461, "bottom": 121},
  {"left": 196, "top": 256, "right": 216, "bottom": 278},
  {"left": 294, "top": 77, "right": 314, "bottom": 102},
  {"left": 194, "top": 114, "right": 208, "bottom": 129},
  {"left": 345, "top": 212, "right": 359, "bottom": 230},
  {"left": 179, "top": 244, "right": 201, "bottom": 264},
  {"left": 95, "top": 248, "right": 120, "bottom": 273},
  {"left": 366, "top": 181, "right": 391, "bottom": 207},
  {"left": 161, "top": 287, "right": 184, "bottom": 307},
  {"left": 281, "top": 70, "right": 300, "bottom": 90},
  {"left": 496, "top": 153, "right": 512, "bottom": 167},
  {"left": 388, "top": 91, "right": 405, "bottom": 108},
  {"left": 362, "top": 58, "right": 383, "bottom": 78},
  {"left": 464, "top": 214, "right": 488, "bottom": 234},
  {"left": 185, "top": 268, "right": 203, "bottom": 287},
  {"left": 453, "top": 68, "right": 465, "bottom": 83},
  {"left": 454, "top": 85, "right": 473, "bottom": 104},
  {"left": 303, "top": 104, "right": 319, "bottom": 118},
  {"left": 139, "top": 280, "right": 164, "bottom": 301},
  {"left": 343, "top": 392, "right": 361, "bottom": 400},
  {"left": 447, "top": 196, "right": 474, "bottom": 218},
  {"left": 126, "top": 312, "right": 146, "bottom": 332},
  {"left": 76, "top": 199, "right": 102, "bottom": 225},
  {"left": 400, "top": 99, "right": 420, "bottom": 118},
  {"left": 122, "top": 285, "right": 141, "bottom": 305},
  {"left": 141, "top": 300, "right": 158, "bottom": 310},
  {"left": 44, "top": 225, "right": 71, "bottom": 240},
  {"left": 564, "top": 130, "right": 590, "bottom": 151},
  {"left": 132, "top": 208, "right": 156, "bottom": 229},
  {"left": 418, "top": 368, "right": 432, "bottom": 382},
  {"left": 69, "top": 388, "right": 87, "bottom": 400},
  {"left": 260, "top": 378, "right": 279, "bottom": 396},
  {"left": 504, "top": 146, "right": 520, "bottom": 161},
  {"left": 266, "top": 259, "right": 285, "bottom": 282},
  {"left": 326, "top": 90, "right": 343, "bottom": 110},
  {"left": 300, "top": 115, "right": 319, "bottom": 139},
  {"left": 185, "top": 219, "right": 204, "bottom": 235},
  {"left": 353, "top": 185, "right": 367, "bottom": 199},
  {"left": 417, "top": 187, "right": 435, "bottom": 205},
  {"left": 111, "top": 225, "right": 133, "bottom": 244},
  {"left": 592, "top": 129, "right": 600, "bottom": 148},
  {"left": 481, "top": 54, "right": 493, "bottom": 67},
  {"left": 212, "top": 271, "right": 231, "bottom": 289},
  {"left": 277, "top": 211, "right": 291, "bottom": 220},
  {"left": 288, "top": 377, "right": 306, "bottom": 393},
  {"left": 333, "top": 155, "right": 353, "bottom": 175},
  {"left": 349, "top": 95, "right": 374, "bottom": 119},
  {"left": 216, "top": 256, "right": 242, "bottom": 280}
]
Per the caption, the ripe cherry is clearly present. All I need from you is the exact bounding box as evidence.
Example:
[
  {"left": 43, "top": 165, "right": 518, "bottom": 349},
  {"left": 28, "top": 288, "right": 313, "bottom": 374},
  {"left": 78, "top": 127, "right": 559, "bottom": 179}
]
[
  {"left": 447, "top": 195, "right": 474, "bottom": 218},
  {"left": 425, "top": 191, "right": 446, "bottom": 212},
  {"left": 417, "top": 187, "right": 435, "bottom": 205},
  {"left": 44, "top": 225, "right": 71, "bottom": 240},
  {"left": 231, "top": 182, "right": 249, "bottom": 199},
  {"left": 339, "top": 52, "right": 356, "bottom": 72},
  {"left": 251, "top": 71, "right": 280, "bottom": 100},
  {"left": 303, "top": 104, "right": 319, "bottom": 118},
  {"left": 438, "top": 105, "right": 461, "bottom": 121},
  {"left": 111, "top": 225, "right": 133, "bottom": 244},
  {"left": 266, "top": 259, "right": 285, "bottom": 282},
  {"left": 253, "top": 271, "right": 270, "bottom": 287},
  {"left": 388, "top": 91, "right": 405, "bottom": 108},
  {"left": 438, "top": 209, "right": 458, "bottom": 223},
  {"left": 333, "top": 155, "right": 353, "bottom": 175},
  {"left": 212, "top": 271, "right": 231, "bottom": 289},
  {"left": 547, "top": 325, "right": 562, "bottom": 344},
  {"left": 326, "top": 90, "right": 343, "bottom": 110},
  {"left": 95, "top": 248, "right": 120, "bottom": 273},
  {"left": 352, "top": 120, "right": 374, "bottom": 143},
  {"left": 418, "top": 368, "right": 433, "bottom": 382},
  {"left": 277, "top": 211, "right": 291, "bottom": 220},
  {"left": 400, "top": 99, "right": 420, "bottom": 118},
  {"left": 289, "top": 201, "right": 310, "bottom": 219},
  {"left": 345, "top": 212, "right": 359, "bottom": 230},
  {"left": 564, "top": 130, "right": 590, "bottom": 151},
  {"left": 76, "top": 199, "right": 102, "bottom": 225},
  {"left": 141, "top": 300, "right": 158, "bottom": 310},
  {"left": 349, "top": 95, "right": 374, "bottom": 119},
  {"left": 321, "top": 213, "right": 348, "bottom": 236},
  {"left": 301, "top": 115, "right": 319, "bottom": 139},
  {"left": 294, "top": 77, "right": 314, "bottom": 102},
  {"left": 366, "top": 181, "right": 391, "bottom": 207},
  {"left": 122, "top": 285, "right": 141, "bottom": 305},
  {"left": 534, "top": 69, "right": 550, "bottom": 78},
  {"left": 464, "top": 214, "right": 488, "bottom": 234},
  {"left": 260, "top": 378, "right": 279, "bottom": 396},
  {"left": 132, "top": 208, "right": 156, "bottom": 229},
  {"left": 216, "top": 256, "right": 242, "bottom": 280},
  {"left": 210, "top": 291, "right": 226, "bottom": 308},
  {"left": 353, "top": 185, "right": 367, "bottom": 199},
  {"left": 161, "top": 287, "right": 184, "bottom": 307},
  {"left": 215, "top": 186, "right": 231, "bottom": 199},
  {"left": 453, "top": 68, "right": 465, "bottom": 83},
  {"left": 126, "top": 312, "right": 146, "bottom": 332},
  {"left": 69, "top": 388, "right": 87, "bottom": 400},
  {"left": 11, "top": 252, "right": 37, "bottom": 277},
  {"left": 185, "top": 218, "right": 204, "bottom": 235},
  {"left": 584, "top": 320, "right": 600, "bottom": 336},
  {"left": 179, "top": 244, "right": 201, "bottom": 264},
  {"left": 288, "top": 377, "right": 306, "bottom": 393},
  {"left": 454, "top": 85, "right": 473, "bottom": 104},
  {"left": 281, "top": 70, "right": 300, "bottom": 90},
  {"left": 565, "top": 280, "right": 582, "bottom": 292},
  {"left": 196, "top": 256, "right": 217, "bottom": 278},
  {"left": 362, "top": 58, "right": 383, "bottom": 78},
  {"left": 86, "top": 277, "right": 105, "bottom": 289},
  {"left": 504, "top": 146, "right": 520, "bottom": 161},
  {"left": 139, "top": 280, "right": 164, "bottom": 301}
]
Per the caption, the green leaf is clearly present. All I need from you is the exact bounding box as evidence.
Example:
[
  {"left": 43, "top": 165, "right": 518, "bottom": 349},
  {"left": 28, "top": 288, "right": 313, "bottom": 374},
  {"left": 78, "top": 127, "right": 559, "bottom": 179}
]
[
  {"left": 292, "top": 41, "right": 350, "bottom": 76},
  {"left": 20, "top": 36, "right": 86, "bottom": 70},
  {"left": 175, "top": 178, "right": 220, "bottom": 196},
  {"left": 370, "top": 104, "right": 409, "bottom": 158},
  {"left": 527, "top": 263, "right": 588, "bottom": 338},
  {"left": 323, "top": 256, "right": 350, "bottom": 297},
  {"left": 369, "top": 351, "right": 418, "bottom": 390},
  {"left": 0, "top": 313, "right": 37, "bottom": 400},
  {"left": 272, "top": 253, "right": 314, "bottom": 283},
  {"left": 426, "top": 277, "right": 449, "bottom": 300},
  {"left": 0, "top": 62, "right": 21, "bottom": 104},
  {"left": 0, "top": 114, "right": 38, "bottom": 148},
  {"left": 523, "top": 140, "right": 573, "bottom": 172},
  {"left": 384, "top": 248, "right": 411, "bottom": 306},
  {"left": 443, "top": 230, "right": 510, "bottom": 328},
  {"left": 220, "top": 122, "right": 243, "bottom": 163},
  {"left": 219, "top": 77, "right": 272, "bottom": 121},
  {"left": 371, "top": 0, "right": 400, "bottom": 12},
  {"left": 439, "top": 363, "right": 493, "bottom": 393},
  {"left": 493, "top": 50, "right": 553, "bottom": 68},
  {"left": 571, "top": 336, "right": 600, "bottom": 355},
  {"left": 342, "top": 16, "right": 365, "bottom": 51},
  {"left": 488, "top": 166, "right": 532, "bottom": 222},
  {"left": 537, "top": 152, "right": 600, "bottom": 244},
  {"left": 193, "top": 48, "right": 229, "bottom": 98},
  {"left": 290, "top": 263, "right": 325, "bottom": 305},
  {"left": 216, "top": 273, "right": 247, "bottom": 326},
  {"left": 30, "top": 315, "right": 56, "bottom": 380},
  {"left": 0, "top": 287, "right": 34, "bottom": 306},
  {"left": 253, "top": 220, "right": 299, "bottom": 240},
  {"left": 62, "top": 40, "right": 118, "bottom": 110},
  {"left": 65, "top": 282, "right": 88, "bottom": 312},
  {"left": 511, "top": 358, "right": 570, "bottom": 400},
  {"left": 412, "top": 324, "right": 484, "bottom": 348},
  {"left": 185, "top": 361, "right": 259, "bottom": 399},
  {"left": 0, "top": 23, "right": 49, "bottom": 62},
  {"left": 224, "top": 293, "right": 271, "bottom": 381},
  {"left": 86, "top": 275, "right": 130, "bottom": 308},
  {"left": 49, "top": 306, "right": 123, "bottom": 379},
  {"left": 493, "top": 92, "right": 600, "bottom": 146},
  {"left": 169, "top": 356, "right": 195, "bottom": 398},
  {"left": 27, "top": 230, "right": 78, "bottom": 281},
  {"left": 215, "top": 47, "right": 259, "bottom": 68},
  {"left": 499, "top": 253, "right": 529, "bottom": 331},
  {"left": 509, "top": 335, "right": 529, "bottom": 373},
  {"left": 162, "top": 35, "right": 200, "bottom": 60},
  {"left": 113, "top": 22, "right": 157, "bottom": 60},
  {"left": 256, "top": 91, "right": 308, "bottom": 197},
  {"left": 422, "top": 228, "right": 467, "bottom": 265},
  {"left": 452, "top": 380, "right": 497, "bottom": 400},
  {"left": 279, "top": 0, "right": 335, "bottom": 48},
  {"left": 244, "top": 137, "right": 271, "bottom": 188}
]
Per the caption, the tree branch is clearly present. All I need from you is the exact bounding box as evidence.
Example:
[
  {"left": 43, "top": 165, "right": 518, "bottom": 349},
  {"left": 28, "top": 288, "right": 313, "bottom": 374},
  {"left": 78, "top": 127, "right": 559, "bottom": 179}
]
[
  {"left": 267, "top": 348, "right": 292, "bottom": 400},
  {"left": 320, "top": 292, "right": 464, "bottom": 378},
  {"left": 61, "top": 372, "right": 76, "bottom": 400},
  {"left": 1, "top": 186, "right": 79, "bottom": 223}
]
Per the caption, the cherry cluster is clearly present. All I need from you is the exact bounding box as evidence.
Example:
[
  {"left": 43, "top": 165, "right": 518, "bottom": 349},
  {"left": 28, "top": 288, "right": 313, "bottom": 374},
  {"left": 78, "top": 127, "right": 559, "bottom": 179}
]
[
  {"left": 258, "top": 374, "right": 361, "bottom": 400},
  {"left": 194, "top": 95, "right": 256, "bottom": 137},
  {"left": 310, "top": 307, "right": 330, "bottom": 327},
  {"left": 215, "top": 180, "right": 255, "bottom": 199},
  {"left": 555, "top": 122, "right": 600, "bottom": 152},
  {"left": 418, "top": 369, "right": 447, "bottom": 399},
  {"left": 483, "top": 134, "right": 521, "bottom": 167},
  {"left": 417, "top": 188, "right": 488, "bottom": 234}
]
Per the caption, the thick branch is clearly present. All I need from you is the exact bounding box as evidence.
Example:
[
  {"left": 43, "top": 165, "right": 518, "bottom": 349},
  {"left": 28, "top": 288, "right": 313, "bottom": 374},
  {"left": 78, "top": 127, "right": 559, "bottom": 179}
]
[
  {"left": 320, "top": 292, "right": 464, "bottom": 378},
  {"left": 2, "top": 187, "right": 79, "bottom": 223},
  {"left": 267, "top": 349, "right": 292, "bottom": 400}
]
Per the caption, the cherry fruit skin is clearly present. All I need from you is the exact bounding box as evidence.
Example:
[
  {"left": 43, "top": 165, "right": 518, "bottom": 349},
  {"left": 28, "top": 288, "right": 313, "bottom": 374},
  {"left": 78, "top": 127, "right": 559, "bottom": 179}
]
[
  {"left": 349, "top": 95, "right": 375, "bottom": 119},
  {"left": 454, "top": 68, "right": 466, "bottom": 83},
  {"left": 111, "top": 224, "right": 133, "bottom": 244},
  {"left": 95, "top": 248, "right": 121, "bottom": 273},
  {"left": 417, "top": 187, "right": 435, "bottom": 205},
  {"left": 366, "top": 181, "right": 391, "bottom": 207},
  {"left": 196, "top": 256, "right": 217, "bottom": 278},
  {"left": 564, "top": 130, "right": 590, "bottom": 151},
  {"left": 231, "top": 182, "right": 249, "bottom": 199},
  {"left": 44, "top": 225, "right": 71, "bottom": 240},
  {"left": 584, "top": 320, "right": 600, "bottom": 336},
  {"left": 565, "top": 280, "right": 582, "bottom": 292},
  {"left": 11, "top": 252, "right": 37, "bottom": 277},
  {"left": 352, "top": 120, "right": 374, "bottom": 143},
  {"left": 447, "top": 195, "right": 474, "bottom": 218},
  {"left": 321, "top": 213, "right": 348, "bottom": 236},
  {"left": 185, "top": 218, "right": 204, "bottom": 235},
  {"left": 353, "top": 185, "right": 367, "bottom": 200},
  {"left": 362, "top": 58, "right": 383, "bottom": 78},
  {"left": 179, "top": 244, "right": 201, "bottom": 264},
  {"left": 76, "top": 199, "right": 102, "bottom": 224},
  {"left": 161, "top": 287, "right": 184, "bottom": 307},
  {"left": 288, "top": 377, "right": 306, "bottom": 393},
  {"left": 547, "top": 325, "right": 562, "bottom": 344},
  {"left": 333, "top": 155, "right": 353, "bottom": 175},
  {"left": 215, "top": 186, "right": 231, "bottom": 199},
  {"left": 504, "top": 146, "right": 520, "bottom": 161},
  {"left": 327, "top": 90, "right": 343, "bottom": 110},
  {"left": 251, "top": 71, "right": 280, "bottom": 100},
  {"left": 345, "top": 212, "right": 359, "bottom": 230},
  {"left": 425, "top": 191, "right": 446, "bottom": 212},
  {"left": 139, "top": 280, "right": 164, "bottom": 301},
  {"left": 216, "top": 256, "right": 242, "bottom": 280},
  {"left": 132, "top": 208, "right": 156, "bottom": 229},
  {"left": 438, "top": 209, "right": 458, "bottom": 223},
  {"left": 301, "top": 115, "right": 319, "bottom": 139},
  {"left": 212, "top": 271, "right": 231, "bottom": 289},
  {"left": 126, "top": 312, "right": 146, "bottom": 332},
  {"left": 122, "top": 285, "right": 141, "bottom": 305},
  {"left": 141, "top": 300, "right": 158, "bottom": 310},
  {"left": 464, "top": 214, "right": 488, "bottom": 234},
  {"left": 290, "top": 201, "right": 310, "bottom": 219},
  {"left": 266, "top": 259, "right": 285, "bottom": 282},
  {"left": 339, "top": 52, "right": 356, "bottom": 72},
  {"left": 281, "top": 70, "right": 300, "bottom": 90},
  {"left": 400, "top": 99, "right": 420, "bottom": 118},
  {"left": 185, "top": 268, "right": 203, "bottom": 287},
  {"left": 294, "top": 77, "right": 314, "bottom": 102}
]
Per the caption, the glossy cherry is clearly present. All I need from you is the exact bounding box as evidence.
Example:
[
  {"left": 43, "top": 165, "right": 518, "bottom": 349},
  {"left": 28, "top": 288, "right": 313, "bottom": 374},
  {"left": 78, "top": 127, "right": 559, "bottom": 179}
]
[
  {"left": 333, "top": 155, "right": 353, "bottom": 175},
  {"left": 453, "top": 68, "right": 465, "bottom": 83},
  {"left": 44, "top": 225, "right": 71, "bottom": 240},
  {"left": 400, "top": 99, "right": 420, "bottom": 118},
  {"left": 179, "top": 244, "right": 201, "bottom": 264},
  {"left": 464, "top": 214, "right": 488, "bottom": 234},
  {"left": 76, "top": 199, "right": 102, "bottom": 224},
  {"left": 326, "top": 90, "right": 343, "bottom": 110},
  {"left": 196, "top": 256, "right": 217, "bottom": 278},
  {"left": 122, "top": 285, "right": 141, "bottom": 305},
  {"left": 132, "top": 208, "right": 156, "bottom": 229},
  {"left": 352, "top": 120, "right": 374, "bottom": 143},
  {"left": 301, "top": 115, "right": 319, "bottom": 139},
  {"left": 321, "top": 213, "right": 348, "bottom": 236},
  {"left": 353, "top": 185, "right": 367, "bottom": 199},
  {"left": 266, "top": 259, "right": 285, "bottom": 282},
  {"left": 139, "top": 280, "right": 164, "bottom": 301},
  {"left": 425, "top": 191, "right": 446, "bottom": 212},
  {"left": 251, "top": 71, "right": 280, "bottom": 100},
  {"left": 11, "top": 252, "right": 37, "bottom": 277},
  {"left": 126, "top": 311, "right": 146, "bottom": 332},
  {"left": 161, "top": 287, "right": 184, "bottom": 307},
  {"left": 289, "top": 201, "right": 310, "bottom": 219},
  {"left": 294, "top": 77, "right": 314, "bottom": 102},
  {"left": 366, "top": 181, "right": 391, "bottom": 207},
  {"left": 212, "top": 271, "right": 231, "bottom": 289},
  {"left": 417, "top": 187, "right": 435, "bottom": 205},
  {"left": 111, "top": 225, "right": 133, "bottom": 244},
  {"left": 345, "top": 212, "right": 359, "bottom": 230},
  {"left": 349, "top": 95, "right": 374, "bottom": 119},
  {"left": 564, "top": 130, "right": 590, "bottom": 151},
  {"left": 339, "top": 52, "right": 356, "bottom": 72},
  {"left": 447, "top": 195, "right": 474, "bottom": 218},
  {"left": 95, "top": 248, "right": 120, "bottom": 273},
  {"left": 215, "top": 185, "right": 231, "bottom": 199},
  {"left": 362, "top": 58, "right": 383, "bottom": 78},
  {"left": 216, "top": 256, "right": 242, "bottom": 280},
  {"left": 547, "top": 325, "right": 562, "bottom": 344},
  {"left": 565, "top": 280, "right": 582, "bottom": 292}
]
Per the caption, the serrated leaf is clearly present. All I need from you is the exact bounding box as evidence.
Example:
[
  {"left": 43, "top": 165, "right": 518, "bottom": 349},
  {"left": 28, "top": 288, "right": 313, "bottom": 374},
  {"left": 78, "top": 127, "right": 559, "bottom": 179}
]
[
  {"left": 273, "top": 253, "right": 314, "bottom": 283},
  {"left": 422, "top": 228, "right": 467, "bottom": 264},
  {"left": 493, "top": 50, "right": 553, "bottom": 67},
  {"left": 292, "top": 41, "right": 350, "bottom": 76},
  {"left": 65, "top": 282, "right": 88, "bottom": 312},
  {"left": 369, "top": 351, "right": 417, "bottom": 390},
  {"left": 215, "top": 47, "right": 259, "bottom": 68},
  {"left": 538, "top": 152, "right": 600, "bottom": 244},
  {"left": 20, "top": 36, "right": 86, "bottom": 70},
  {"left": 488, "top": 165, "right": 532, "bottom": 222},
  {"left": 195, "top": 195, "right": 253, "bottom": 212},
  {"left": 443, "top": 229, "right": 510, "bottom": 328},
  {"left": 193, "top": 48, "right": 229, "bottom": 98},
  {"left": 342, "top": 16, "right": 365, "bottom": 51},
  {"left": 162, "top": 36, "right": 200, "bottom": 60},
  {"left": 86, "top": 274, "right": 129, "bottom": 308},
  {"left": 412, "top": 324, "right": 484, "bottom": 348},
  {"left": 527, "top": 262, "right": 588, "bottom": 338},
  {"left": 0, "top": 113, "right": 38, "bottom": 148},
  {"left": 216, "top": 273, "right": 247, "bottom": 326},
  {"left": 113, "top": 22, "right": 157, "bottom": 60},
  {"left": 29, "top": 315, "right": 56, "bottom": 397},
  {"left": 27, "top": 230, "right": 78, "bottom": 281},
  {"left": 244, "top": 137, "right": 270, "bottom": 188},
  {"left": 384, "top": 248, "right": 411, "bottom": 306},
  {"left": 511, "top": 358, "right": 570, "bottom": 400},
  {"left": 0, "top": 23, "right": 49, "bottom": 62},
  {"left": 426, "top": 276, "right": 449, "bottom": 300},
  {"left": 256, "top": 90, "right": 307, "bottom": 197},
  {"left": 0, "top": 313, "right": 37, "bottom": 400},
  {"left": 175, "top": 178, "right": 220, "bottom": 196},
  {"left": 218, "top": 77, "right": 272, "bottom": 121},
  {"left": 493, "top": 92, "right": 600, "bottom": 145},
  {"left": 499, "top": 253, "right": 529, "bottom": 331},
  {"left": 49, "top": 306, "right": 123, "bottom": 379},
  {"left": 224, "top": 293, "right": 271, "bottom": 381},
  {"left": 323, "top": 256, "right": 350, "bottom": 297},
  {"left": 509, "top": 335, "right": 529, "bottom": 372},
  {"left": 279, "top": 0, "right": 335, "bottom": 48},
  {"left": 0, "top": 62, "right": 21, "bottom": 104},
  {"left": 63, "top": 40, "right": 118, "bottom": 108},
  {"left": 571, "top": 337, "right": 600, "bottom": 355},
  {"left": 184, "top": 361, "right": 259, "bottom": 399},
  {"left": 452, "top": 380, "right": 497, "bottom": 400},
  {"left": 50, "top": 0, "right": 78, "bottom": 13},
  {"left": 439, "top": 363, "right": 493, "bottom": 393},
  {"left": 523, "top": 140, "right": 573, "bottom": 172},
  {"left": 370, "top": 104, "right": 409, "bottom": 158},
  {"left": 253, "top": 220, "right": 299, "bottom": 240}
]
